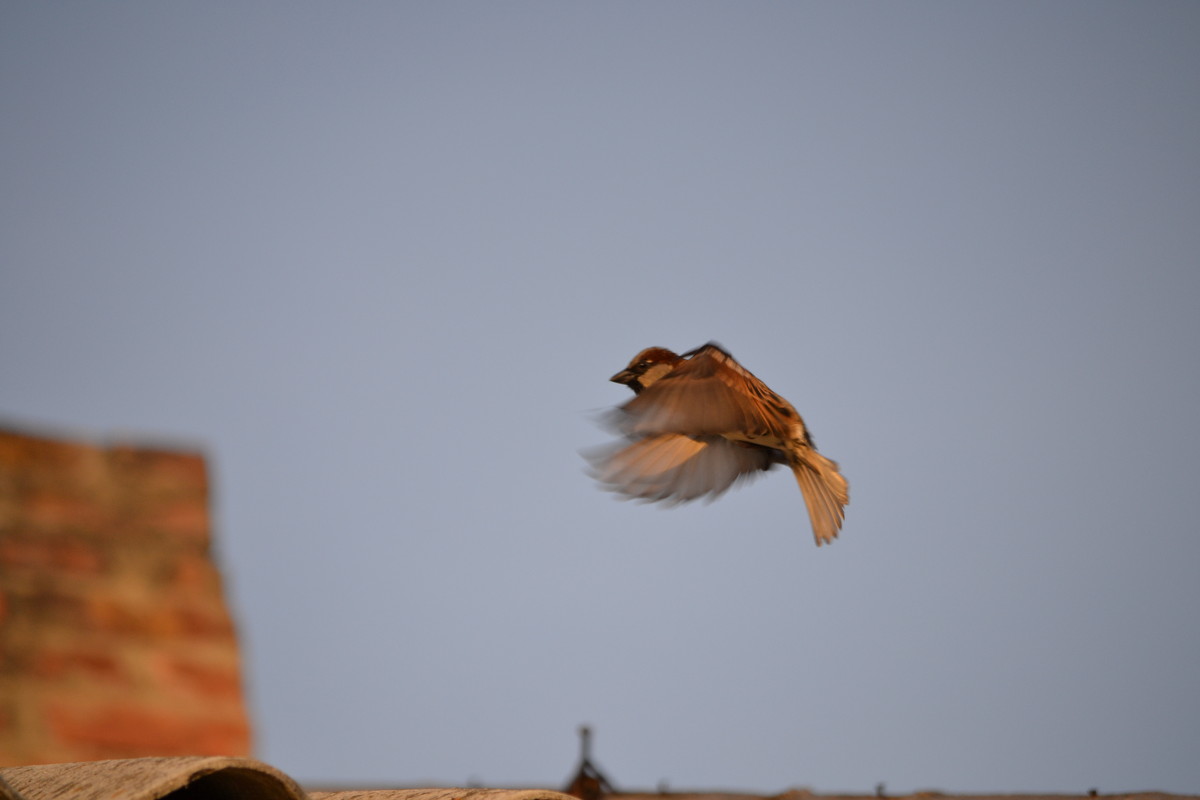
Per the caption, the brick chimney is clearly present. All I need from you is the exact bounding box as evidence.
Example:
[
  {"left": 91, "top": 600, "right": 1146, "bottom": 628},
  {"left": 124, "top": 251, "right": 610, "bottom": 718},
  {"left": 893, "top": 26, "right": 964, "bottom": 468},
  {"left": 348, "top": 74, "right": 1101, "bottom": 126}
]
[{"left": 0, "top": 425, "right": 252, "bottom": 765}]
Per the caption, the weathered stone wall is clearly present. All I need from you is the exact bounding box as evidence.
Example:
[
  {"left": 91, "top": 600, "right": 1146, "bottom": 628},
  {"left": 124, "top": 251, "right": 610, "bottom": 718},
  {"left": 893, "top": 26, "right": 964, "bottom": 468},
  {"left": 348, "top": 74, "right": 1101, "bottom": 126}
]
[{"left": 0, "top": 425, "right": 252, "bottom": 765}]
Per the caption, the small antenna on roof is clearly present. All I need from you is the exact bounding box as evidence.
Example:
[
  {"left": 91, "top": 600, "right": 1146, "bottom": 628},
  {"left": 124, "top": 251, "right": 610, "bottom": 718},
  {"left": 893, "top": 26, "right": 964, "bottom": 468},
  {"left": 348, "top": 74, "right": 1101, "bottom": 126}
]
[{"left": 579, "top": 725, "right": 592, "bottom": 760}]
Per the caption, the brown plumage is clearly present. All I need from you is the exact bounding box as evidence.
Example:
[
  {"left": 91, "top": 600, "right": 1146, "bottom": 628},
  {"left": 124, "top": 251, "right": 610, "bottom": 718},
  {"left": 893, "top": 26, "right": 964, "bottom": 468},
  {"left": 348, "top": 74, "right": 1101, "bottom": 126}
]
[{"left": 587, "top": 342, "right": 849, "bottom": 546}]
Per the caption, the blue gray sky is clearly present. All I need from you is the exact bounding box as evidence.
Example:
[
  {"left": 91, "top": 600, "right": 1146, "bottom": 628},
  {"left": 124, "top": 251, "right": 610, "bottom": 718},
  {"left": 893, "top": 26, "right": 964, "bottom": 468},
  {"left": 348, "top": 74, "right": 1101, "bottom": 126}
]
[{"left": 3, "top": 2, "right": 1199, "bottom": 794}]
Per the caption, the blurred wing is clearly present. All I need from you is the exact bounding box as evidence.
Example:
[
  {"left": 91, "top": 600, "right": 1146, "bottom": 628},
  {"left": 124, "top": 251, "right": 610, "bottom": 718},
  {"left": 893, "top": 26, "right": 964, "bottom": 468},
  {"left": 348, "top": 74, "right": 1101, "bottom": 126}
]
[
  {"left": 621, "top": 345, "right": 801, "bottom": 443},
  {"left": 584, "top": 433, "right": 776, "bottom": 505}
]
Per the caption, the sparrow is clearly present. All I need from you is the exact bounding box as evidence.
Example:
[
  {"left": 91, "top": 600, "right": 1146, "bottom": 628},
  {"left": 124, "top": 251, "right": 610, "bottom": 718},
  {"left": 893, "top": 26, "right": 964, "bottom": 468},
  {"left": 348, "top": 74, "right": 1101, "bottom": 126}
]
[{"left": 586, "top": 342, "right": 849, "bottom": 546}]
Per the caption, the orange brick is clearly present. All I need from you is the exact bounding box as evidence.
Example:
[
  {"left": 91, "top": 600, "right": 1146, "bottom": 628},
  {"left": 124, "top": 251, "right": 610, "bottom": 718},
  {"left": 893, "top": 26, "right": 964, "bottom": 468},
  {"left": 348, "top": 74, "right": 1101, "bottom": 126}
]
[
  {"left": 108, "top": 447, "right": 208, "bottom": 499},
  {"left": 170, "top": 553, "right": 220, "bottom": 592},
  {"left": 31, "top": 647, "right": 126, "bottom": 683},
  {"left": 171, "top": 604, "right": 236, "bottom": 638},
  {"left": 22, "top": 492, "right": 108, "bottom": 530},
  {"left": 46, "top": 700, "right": 251, "bottom": 757},
  {"left": 0, "top": 534, "right": 105, "bottom": 575},
  {"left": 152, "top": 654, "right": 246, "bottom": 702},
  {"left": 144, "top": 500, "right": 210, "bottom": 540},
  {"left": 83, "top": 594, "right": 140, "bottom": 634},
  {"left": 12, "top": 586, "right": 90, "bottom": 627}
]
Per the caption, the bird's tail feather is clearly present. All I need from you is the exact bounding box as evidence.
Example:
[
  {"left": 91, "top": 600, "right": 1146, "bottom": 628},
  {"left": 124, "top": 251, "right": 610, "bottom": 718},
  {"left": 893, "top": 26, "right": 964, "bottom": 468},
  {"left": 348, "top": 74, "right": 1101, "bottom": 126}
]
[{"left": 791, "top": 450, "right": 849, "bottom": 546}]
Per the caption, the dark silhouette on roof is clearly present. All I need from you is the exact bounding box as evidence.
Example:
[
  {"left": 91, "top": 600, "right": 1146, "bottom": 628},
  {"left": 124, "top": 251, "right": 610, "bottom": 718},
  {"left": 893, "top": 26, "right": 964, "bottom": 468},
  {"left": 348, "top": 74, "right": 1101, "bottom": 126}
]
[{"left": 564, "top": 726, "right": 616, "bottom": 800}]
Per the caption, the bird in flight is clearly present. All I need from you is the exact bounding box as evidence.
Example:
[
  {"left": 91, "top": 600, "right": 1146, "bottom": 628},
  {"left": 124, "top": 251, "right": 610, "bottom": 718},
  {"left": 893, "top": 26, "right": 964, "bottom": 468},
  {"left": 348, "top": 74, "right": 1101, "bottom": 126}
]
[{"left": 586, "top": 342, "right": 849, "bottom": 546}]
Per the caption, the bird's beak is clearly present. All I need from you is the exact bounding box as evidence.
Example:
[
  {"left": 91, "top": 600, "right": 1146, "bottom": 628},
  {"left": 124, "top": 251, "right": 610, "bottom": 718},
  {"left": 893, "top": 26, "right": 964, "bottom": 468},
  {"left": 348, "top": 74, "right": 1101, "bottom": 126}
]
[{"left": 610, "top": 369, "right": 635, "bottom": 385}]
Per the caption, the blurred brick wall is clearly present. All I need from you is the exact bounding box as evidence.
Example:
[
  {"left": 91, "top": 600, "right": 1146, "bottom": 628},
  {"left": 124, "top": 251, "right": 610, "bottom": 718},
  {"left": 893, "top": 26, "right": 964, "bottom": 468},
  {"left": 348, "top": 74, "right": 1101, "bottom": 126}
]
[{"left": 0, "top": 426, "right": 252, "bottom": 765}]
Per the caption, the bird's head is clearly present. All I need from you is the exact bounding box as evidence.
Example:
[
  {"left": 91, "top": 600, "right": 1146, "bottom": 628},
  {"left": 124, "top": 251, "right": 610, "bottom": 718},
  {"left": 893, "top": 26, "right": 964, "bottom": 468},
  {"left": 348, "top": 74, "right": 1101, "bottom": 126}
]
[{"left": 610, "top": 347, "right": 682, "bottom": 394}]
